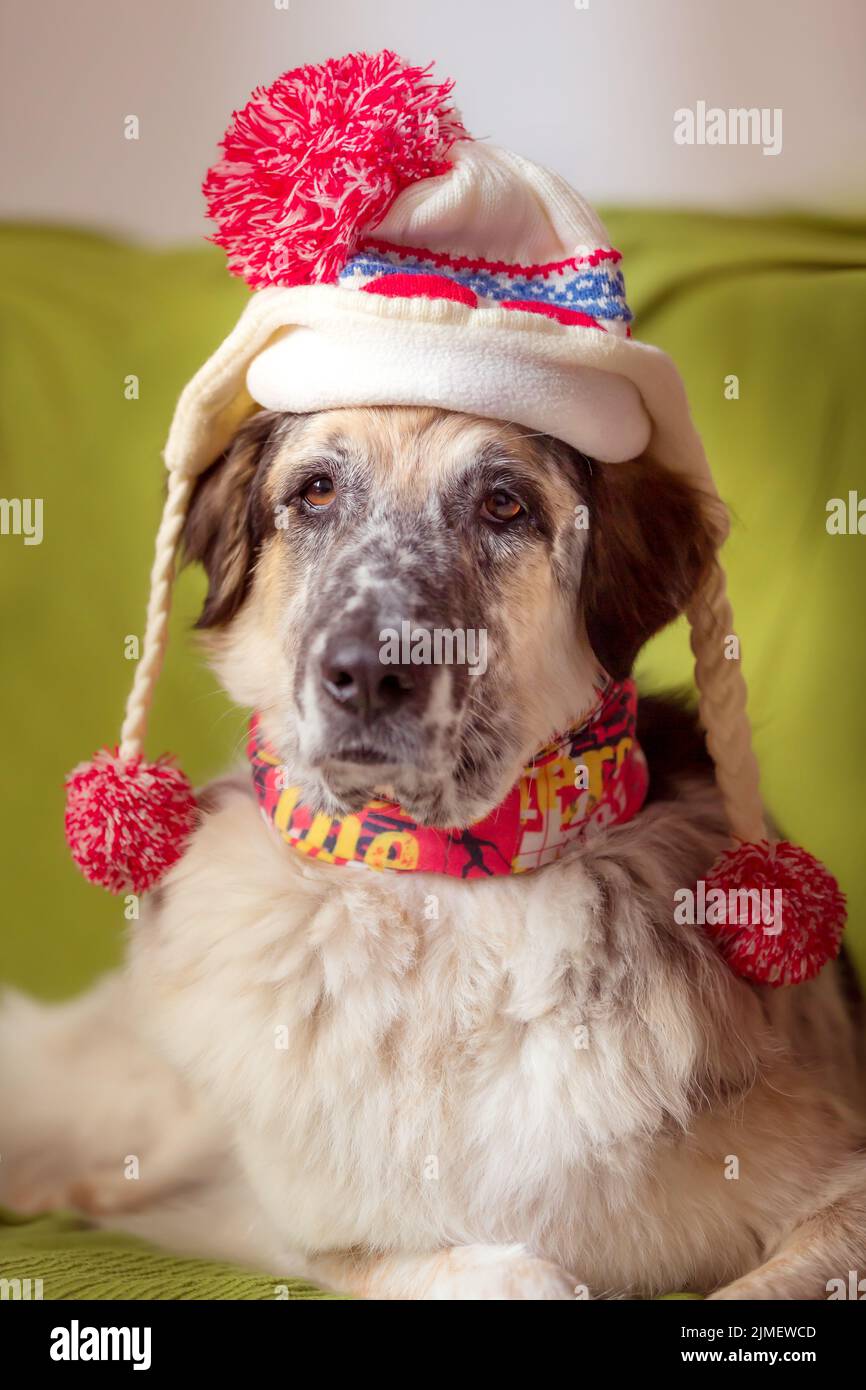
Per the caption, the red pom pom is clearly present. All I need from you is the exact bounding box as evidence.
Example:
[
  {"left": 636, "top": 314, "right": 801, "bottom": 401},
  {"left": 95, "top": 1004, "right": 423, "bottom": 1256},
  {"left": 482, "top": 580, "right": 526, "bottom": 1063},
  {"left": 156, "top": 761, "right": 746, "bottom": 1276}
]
[
  {"left": 702, "top": 841, "right": 846, "bottom": 986},
  {"left": 65, "top": 750, "right": 197, "bottom": 896},
  {"left": 203, "top": 49, "right": 468, "bottom": 290}
]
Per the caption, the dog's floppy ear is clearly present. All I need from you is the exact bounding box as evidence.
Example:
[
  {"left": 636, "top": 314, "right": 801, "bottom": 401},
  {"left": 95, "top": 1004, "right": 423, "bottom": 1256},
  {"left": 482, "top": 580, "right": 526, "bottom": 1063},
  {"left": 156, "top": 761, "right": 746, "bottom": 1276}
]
[
  {"left": 581, "top": 455, "right": 720, "bottom": 680},
  {"left": 182, "top": 408, "right": 283, "bottom": 628}
]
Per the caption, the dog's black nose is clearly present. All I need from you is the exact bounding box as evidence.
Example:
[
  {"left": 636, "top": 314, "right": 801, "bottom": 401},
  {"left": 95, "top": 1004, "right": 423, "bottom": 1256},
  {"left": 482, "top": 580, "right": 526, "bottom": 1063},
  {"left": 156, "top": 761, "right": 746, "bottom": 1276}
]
[{"left": 320, "top": 636, "right": 430, "bottom": 720}]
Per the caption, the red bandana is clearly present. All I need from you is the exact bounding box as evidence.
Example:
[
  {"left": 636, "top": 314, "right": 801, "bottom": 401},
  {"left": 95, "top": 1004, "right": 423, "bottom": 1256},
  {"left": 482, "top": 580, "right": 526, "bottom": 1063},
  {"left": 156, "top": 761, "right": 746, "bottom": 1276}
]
[{"left": 248, "top": 679, "right": 648, "bottom": 879}]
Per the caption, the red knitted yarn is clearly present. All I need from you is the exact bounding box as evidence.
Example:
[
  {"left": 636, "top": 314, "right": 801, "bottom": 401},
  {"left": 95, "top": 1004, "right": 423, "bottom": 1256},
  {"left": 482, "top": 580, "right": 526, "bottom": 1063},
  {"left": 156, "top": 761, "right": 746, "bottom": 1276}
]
[
  {"left": 702, "top": 840, "right": 846, "bottom": 987},
  {"left": 203, "top": 49, "right": 468, "bottom": 290},
  {"left": 363, "top": 271, "right": 478, "bottom": 305},
  {"left": 65, "top": 750, "right": 197, "bottom": 896}
]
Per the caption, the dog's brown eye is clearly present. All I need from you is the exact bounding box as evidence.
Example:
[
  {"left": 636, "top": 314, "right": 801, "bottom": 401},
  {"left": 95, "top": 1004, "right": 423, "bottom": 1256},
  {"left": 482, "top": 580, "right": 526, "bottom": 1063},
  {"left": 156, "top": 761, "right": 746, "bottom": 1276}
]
[
  {"left": 302, "top": 477, "right": 336, "bottom": 508},
  {"left": 481, "top": 490, "right": 524, "bottom": 523}
]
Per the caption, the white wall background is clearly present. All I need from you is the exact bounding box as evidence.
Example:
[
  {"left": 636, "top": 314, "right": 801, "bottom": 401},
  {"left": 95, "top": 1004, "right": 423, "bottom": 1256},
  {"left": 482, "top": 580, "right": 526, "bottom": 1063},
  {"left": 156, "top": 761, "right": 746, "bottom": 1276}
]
[{"left": 2, "top": 0, "right": 864, "bottom": 243}]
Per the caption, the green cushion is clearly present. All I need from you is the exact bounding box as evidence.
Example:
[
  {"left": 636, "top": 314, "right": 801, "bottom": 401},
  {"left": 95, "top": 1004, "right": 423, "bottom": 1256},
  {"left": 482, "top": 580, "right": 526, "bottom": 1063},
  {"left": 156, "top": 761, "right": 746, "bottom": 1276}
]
[
  {"left": 0, "top": 1208, "right": 337, "bottom": 1300},
  {"left": 1, "top": 213, "right": 864, "bottom": 1296}
]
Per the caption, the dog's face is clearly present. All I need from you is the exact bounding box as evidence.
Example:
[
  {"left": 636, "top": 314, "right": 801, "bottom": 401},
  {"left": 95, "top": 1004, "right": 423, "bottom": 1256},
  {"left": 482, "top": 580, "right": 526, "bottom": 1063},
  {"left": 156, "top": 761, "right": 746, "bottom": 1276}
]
[{"left": 184, "top": 406, "right": 716, "bottom": 825}]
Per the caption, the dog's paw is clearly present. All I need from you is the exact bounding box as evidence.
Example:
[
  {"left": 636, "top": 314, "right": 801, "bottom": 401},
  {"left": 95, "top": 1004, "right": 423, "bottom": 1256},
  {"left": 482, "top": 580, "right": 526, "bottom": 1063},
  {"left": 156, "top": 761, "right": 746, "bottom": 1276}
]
[
  {"left": 423, "top": 1244, "right": 579, "bottom": 1300},
  {"left": 5, "top": 1170, "right": 134, "bottom": 1218},
  {"left": 707, "top": 1269, "right": 825, "bottom": 1301},
  {"left": 0, "top": 974, "right": 231, "bottom": 1222},
  {"left": 5, "top": 1155, "right": 197, "bottom": 1219}
]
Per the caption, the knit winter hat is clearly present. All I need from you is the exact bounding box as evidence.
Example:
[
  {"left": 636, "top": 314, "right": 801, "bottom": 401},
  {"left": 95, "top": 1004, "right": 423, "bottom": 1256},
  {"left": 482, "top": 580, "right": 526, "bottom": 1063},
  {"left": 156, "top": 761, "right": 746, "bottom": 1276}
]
[{"left": 65, "top": 50, "right": 845, "bottom": 985}]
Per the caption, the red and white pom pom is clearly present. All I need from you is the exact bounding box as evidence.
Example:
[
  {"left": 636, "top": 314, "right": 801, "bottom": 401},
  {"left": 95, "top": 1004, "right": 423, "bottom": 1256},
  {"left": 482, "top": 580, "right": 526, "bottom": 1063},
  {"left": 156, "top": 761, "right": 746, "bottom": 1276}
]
[
  {"left": 702, "top": 840, "right": 846, "bottom": 987},
  {"left": 203, "top": 49, "right": 468, "bottom": 290},
  {"left": 65, "top": 749, "right": 198, "bottom": 896}
]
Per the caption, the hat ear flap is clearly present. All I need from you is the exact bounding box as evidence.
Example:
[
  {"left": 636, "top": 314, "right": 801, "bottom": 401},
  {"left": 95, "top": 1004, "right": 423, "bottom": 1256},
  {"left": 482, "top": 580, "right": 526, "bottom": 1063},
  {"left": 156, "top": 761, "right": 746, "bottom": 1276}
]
[
  {"left": 687, "top": 559, "right": 764, "bottom": 845},
  {"left": 64, "top": 408, "right": 289, "bottom": 896},
  {"left": 687, "top": 561, "right": 847, "bottom": 986},
  {"left": 581, "top": 454, "right": 720, "bottom": 680},
  {"left": 64, "top": 464, "right": 198, "bottom": 895}
]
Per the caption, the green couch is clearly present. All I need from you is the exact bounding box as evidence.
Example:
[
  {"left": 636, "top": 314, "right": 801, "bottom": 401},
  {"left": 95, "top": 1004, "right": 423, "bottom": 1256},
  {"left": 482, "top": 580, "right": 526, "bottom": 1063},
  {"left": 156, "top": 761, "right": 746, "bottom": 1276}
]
[{"left": 1, "top": 213, "right": 864, "bottom": 1298}]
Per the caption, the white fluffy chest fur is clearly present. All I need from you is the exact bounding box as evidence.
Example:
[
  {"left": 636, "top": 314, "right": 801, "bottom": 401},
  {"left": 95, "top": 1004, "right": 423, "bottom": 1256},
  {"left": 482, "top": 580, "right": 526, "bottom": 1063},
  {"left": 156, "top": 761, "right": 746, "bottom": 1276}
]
[{"left": 129, "top": 772, "right": 854, "bottom": 1295}]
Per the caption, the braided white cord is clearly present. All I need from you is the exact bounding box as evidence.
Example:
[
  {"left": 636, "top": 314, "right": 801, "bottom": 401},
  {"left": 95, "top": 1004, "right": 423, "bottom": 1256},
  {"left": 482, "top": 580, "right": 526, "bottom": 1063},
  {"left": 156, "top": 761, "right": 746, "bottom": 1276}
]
[
  {"left": 688, "top": 560, "right": 767, "bottom": 846},
  {"left": 118, "top": 470, "right": 194, "bottom": 761}
]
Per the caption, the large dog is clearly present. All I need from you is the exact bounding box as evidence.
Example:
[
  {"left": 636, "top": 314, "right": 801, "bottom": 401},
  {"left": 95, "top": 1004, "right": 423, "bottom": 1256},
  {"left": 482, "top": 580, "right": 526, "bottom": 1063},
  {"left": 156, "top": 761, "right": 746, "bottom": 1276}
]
[{"left": 2, "top": 406, "right": 864, "bottom": 1299}]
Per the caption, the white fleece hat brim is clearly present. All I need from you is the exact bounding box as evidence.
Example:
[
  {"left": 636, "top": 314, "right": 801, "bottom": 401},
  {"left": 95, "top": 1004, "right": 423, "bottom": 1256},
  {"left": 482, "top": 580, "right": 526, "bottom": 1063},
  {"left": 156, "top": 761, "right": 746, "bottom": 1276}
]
[
  {"left": 247, "top": 317, "right": 649, "bottom": 464},
  {"left": 164, "top": 283, "right": 721, "bottom": 517}
]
